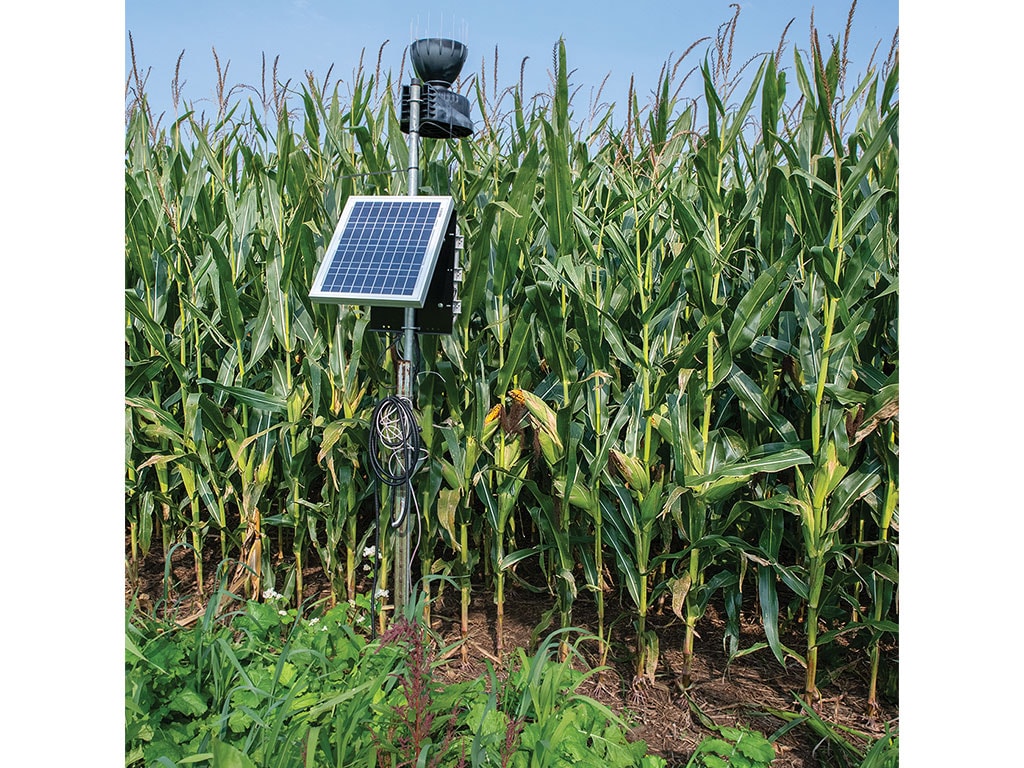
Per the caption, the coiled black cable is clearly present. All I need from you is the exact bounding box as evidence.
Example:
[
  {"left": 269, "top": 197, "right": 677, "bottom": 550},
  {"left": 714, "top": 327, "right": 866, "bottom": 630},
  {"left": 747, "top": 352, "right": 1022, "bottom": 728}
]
[
  {"left": 368, "top": 395, "right": 421, "bottom": 526},
  {"left": 366, "top": 394, "right": 422, "bottom": 637}
]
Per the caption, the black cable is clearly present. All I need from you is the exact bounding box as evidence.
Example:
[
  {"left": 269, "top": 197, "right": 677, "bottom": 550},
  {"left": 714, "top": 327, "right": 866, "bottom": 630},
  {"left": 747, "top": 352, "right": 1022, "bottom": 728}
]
[
  {"left": 366, "top": 394, "right": 422, "bottom": 635},
  {"left": 369, "top": 395, "right": 421, "bottom": 523}
]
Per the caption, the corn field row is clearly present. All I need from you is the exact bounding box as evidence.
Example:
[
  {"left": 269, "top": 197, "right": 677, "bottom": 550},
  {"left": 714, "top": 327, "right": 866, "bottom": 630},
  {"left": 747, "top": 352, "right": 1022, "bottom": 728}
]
[{"left": 125, "top": 13, "right": 898, "bottom": 715}]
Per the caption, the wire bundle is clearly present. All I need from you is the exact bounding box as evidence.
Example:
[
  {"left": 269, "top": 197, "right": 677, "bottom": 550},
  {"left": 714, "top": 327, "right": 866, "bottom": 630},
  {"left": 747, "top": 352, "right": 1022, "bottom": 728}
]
[
  {"left": 368, "top": 395, "right": 422, "bottom": 525},
  {"left": 366, "top": 394, "right": 423, "bottom": 636}
]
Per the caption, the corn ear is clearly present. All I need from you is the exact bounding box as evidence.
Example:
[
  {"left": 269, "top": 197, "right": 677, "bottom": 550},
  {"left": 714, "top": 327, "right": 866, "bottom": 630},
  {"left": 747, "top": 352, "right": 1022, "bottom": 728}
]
[
  {"left": 609, "top": 448, "right": 650, "bottom": 496},
  {"left": 482, "top": 404, "right": 502, "bottom": 443},
  {"left": 509, "top": 388, "right": 564, "bottom": 464},
  {"left": 553, "top": 477, "right": 598, "bottom": 512}
]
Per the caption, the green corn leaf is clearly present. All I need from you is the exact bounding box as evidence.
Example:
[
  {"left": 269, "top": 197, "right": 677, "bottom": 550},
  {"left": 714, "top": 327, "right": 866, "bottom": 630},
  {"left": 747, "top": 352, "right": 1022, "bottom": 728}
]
[
  {"left": 828, "top": 460, "right": 882, "bottom": 530},
  {"left": 602, "top": 496, "right": 642, "bottom": 608},
  {"left": 701, "top": 59, "right": 722, "bottom": 150},
  {"left": 208, "top": 235, "right": 245, "bottom": 344},
  {"left": 758, "top": 564, "right": 785, "bottom": 666},
  {"left": 125, "top": 290, "right": 187, "bottom": 383},
  {"left": 727, "top": 254, "right": 791, "bottom": 355},
  {"left": 495, "top": 297, "right": 534, "bottom": 396},
  {"left": 665, "top": 307, "right": 724, "bottom": 373},
  {"left": 810, "top": 246, "right": 842, "bottom": 298},
  {"left": 760, "top": 57, "right": 781, "bottom": 153},
  {"left": 266, "top": 253, "right": 292, "bottom": 351},
  {"left": 722, "top": 56, "right": 768, "bottom": 149},
  {"left": 126, "top": 357, "right": 170, "bottom": 398},
  {"left": 316, "top": 418, "right": 362, "bottom": 462},
  {"left": 759, "top": 166, "right": 787, "bottom": 262},
  {"left": 177, "top": 144, "right": 207, "bottom": 229},
  {"left": 843, "top": 188, "right": 892, "bottom": 241},
  {"left": 726, "top": 368, "right": 798, "bottom": 442},
  {"left": 495, "top": 544, "right": 544, "bottom": 573},
  {"left": 148, "top": 248, "right": 171, "bottom": 324},
  {"left": 474, "top": 474, "right": 501, "bottom": 533},
  {"left": 847, "top": 107, "right": 899, "bottom": 191},
  {"left": 291, "top": 294, "right": 318, "bottom": 348},
  {"left": 126, "top": 396, "right": 184, "bottom": 443},
  {"left": 543, "top": 117, "right": 575, "bottom": 256},
  {"left": 202, "top": 379, "right": 287, "bottom": 413},
  {"left": 788, "top": 164, "right": 837, "bottom": 198},
  {"left": 493, "top": 146, "right": 539, "bottom": 295}
]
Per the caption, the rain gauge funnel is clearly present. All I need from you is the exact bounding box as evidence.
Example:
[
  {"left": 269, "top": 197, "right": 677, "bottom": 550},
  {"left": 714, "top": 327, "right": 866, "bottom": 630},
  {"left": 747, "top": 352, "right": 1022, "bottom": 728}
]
[{"left": 410, "top": 37, "right": 467, "bottom": 86}]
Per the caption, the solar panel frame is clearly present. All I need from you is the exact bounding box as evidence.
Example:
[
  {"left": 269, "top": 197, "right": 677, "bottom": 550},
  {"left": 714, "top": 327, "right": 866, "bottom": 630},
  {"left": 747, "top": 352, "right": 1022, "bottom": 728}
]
[{"left": 309, "top": 195, "right": 455, "bottom": 308}]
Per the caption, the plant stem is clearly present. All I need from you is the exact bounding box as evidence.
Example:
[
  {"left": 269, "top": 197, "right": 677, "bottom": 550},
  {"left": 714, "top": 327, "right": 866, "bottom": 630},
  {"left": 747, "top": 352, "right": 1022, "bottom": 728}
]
[
  {"left": 637, "top": 574, "right": 648, "bottom": 680},
  {"left": 190, "top": 494, "right": 204, "bottom": 597},
  {"left": 496, "top": 569, "right": 505, "bottom": 661},
  {"left": 346, "top": 505, "right": 356, "bottom": 603},
  {"left": 129, "top": 521, "right": 139, "bottom": 583},
  {"left": 850, "top": 514, "right": 866, "bottom": 624},
  {"left": 681, "top": 546, "right": 700, "bottom": 686},
  {"left": 461, "top": 520, "right": 470, "bottom": 664},
  {"left": 558, "top": 496, "right": 571, "bottom": 662},
  {"left": 593, "top": 488, "right": 605, "bottom": 663},
  {"left": 804, "top": 556, "right": 826, "bottom": 705}
]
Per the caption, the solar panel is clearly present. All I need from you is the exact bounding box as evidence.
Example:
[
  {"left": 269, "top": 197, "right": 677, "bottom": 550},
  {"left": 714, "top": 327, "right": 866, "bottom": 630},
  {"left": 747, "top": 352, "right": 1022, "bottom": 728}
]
[{"left": 309, "top": 195, "right": 455, "bottom": 307}]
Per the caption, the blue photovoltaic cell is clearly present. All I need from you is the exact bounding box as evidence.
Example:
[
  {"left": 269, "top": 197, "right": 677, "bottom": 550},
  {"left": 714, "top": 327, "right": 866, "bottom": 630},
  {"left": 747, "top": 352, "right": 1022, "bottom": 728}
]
[{"left": 309, "top": 196, "right": 452, "bottom": 307}]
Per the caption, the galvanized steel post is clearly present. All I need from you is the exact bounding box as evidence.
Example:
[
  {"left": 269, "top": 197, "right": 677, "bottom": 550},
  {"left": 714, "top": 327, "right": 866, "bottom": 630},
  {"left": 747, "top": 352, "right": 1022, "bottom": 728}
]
[{"left": 392, "top": 79, "right": 422, "bottom": 618}]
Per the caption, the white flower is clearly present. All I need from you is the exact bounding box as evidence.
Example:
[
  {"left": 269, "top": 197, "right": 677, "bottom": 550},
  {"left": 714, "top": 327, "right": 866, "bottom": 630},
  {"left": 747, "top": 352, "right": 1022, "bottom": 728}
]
[
  {"left": 362, "top": 563, "right": 371, "bottom": 571},
  {"left": 279, "top": 610, "right": 288, "bottom": 616},
  {"left": 262, "top": 588, "right": 283, "bottom": 601},
  {"left": 374, "top": 588, "right": 389, "bottom": 599},
  {"left": 309, "top": 617, "right": 320, "bottom": 625},
  {"left": 363, "top": 545, "right": 377, "bottom": 558}
]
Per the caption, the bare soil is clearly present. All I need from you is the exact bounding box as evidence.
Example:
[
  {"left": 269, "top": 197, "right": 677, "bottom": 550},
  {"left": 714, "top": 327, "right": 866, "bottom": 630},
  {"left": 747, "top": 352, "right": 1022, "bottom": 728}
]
[{"left": 126, "top": 539, "right": 898, "bottom": 767}]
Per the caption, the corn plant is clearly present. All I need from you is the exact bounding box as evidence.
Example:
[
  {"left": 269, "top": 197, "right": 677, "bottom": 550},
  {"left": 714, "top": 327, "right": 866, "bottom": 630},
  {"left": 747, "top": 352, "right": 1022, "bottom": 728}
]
[
  {"left": 774, "top": 35, "right": 897, "bottom": 705},
  {"left": 436, "top": 385, "right": 497, "bottom": 661},
  {"left": 510, "top": 386, "right": 589, "bottom": 661},
  {"left": 476, "top": 396, "right": 531, "bottom": 659}
]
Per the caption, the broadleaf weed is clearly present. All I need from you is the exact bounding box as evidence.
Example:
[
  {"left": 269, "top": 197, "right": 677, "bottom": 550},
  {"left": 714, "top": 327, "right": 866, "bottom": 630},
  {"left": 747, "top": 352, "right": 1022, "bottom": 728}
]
[{"left": 685, "top": 726, "right": 776, "bottom": 768}]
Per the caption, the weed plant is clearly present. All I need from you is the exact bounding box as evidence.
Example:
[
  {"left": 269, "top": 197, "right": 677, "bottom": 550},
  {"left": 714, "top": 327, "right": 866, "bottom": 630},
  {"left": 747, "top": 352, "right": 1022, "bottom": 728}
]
[{"left": 126, "top": 589, "right": 667, "bottom": 767}]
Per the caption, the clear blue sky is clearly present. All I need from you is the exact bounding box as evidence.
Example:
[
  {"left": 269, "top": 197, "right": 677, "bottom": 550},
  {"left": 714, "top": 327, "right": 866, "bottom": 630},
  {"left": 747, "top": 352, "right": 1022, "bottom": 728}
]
[{"left": 126, "top": 0, "right": 898, "bottom": 126}]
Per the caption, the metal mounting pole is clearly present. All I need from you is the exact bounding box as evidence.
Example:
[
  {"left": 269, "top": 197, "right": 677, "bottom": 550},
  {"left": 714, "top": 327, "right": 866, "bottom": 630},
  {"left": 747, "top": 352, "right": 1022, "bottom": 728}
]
[{"left": 392, "top": 79, "right": 421, "bottom": 618}]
